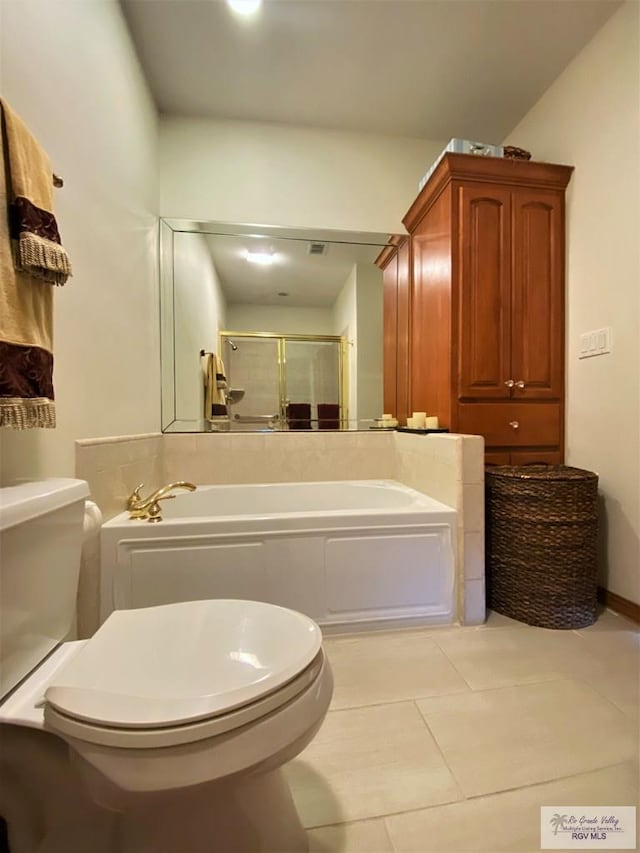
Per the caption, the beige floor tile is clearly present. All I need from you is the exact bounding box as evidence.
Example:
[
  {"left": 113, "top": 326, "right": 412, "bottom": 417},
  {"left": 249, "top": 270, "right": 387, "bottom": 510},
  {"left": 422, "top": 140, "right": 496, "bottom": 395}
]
[
  {"left": 574, "top": 613, "right": 639, "bottom": 662},
  {"left": 416, "top": 680, "right": 637, "bottom": 797},
  {"left": 385, "top": 762, "right": 639, "bottom": 852},
  {"left": 308, "top": 818, "right": 393, "bottom": 852},
  {"left": 562, "top": 643, "right": 640, "bottom": 720},
  {"left": 577, "top": 608, "right": 638, "bottom": 634},
  {"left": 324, "top": 632, "right": 470, "bottom": 710},
  {"left": 431, "top": 625, "right": 597, "bottom": 690},
  {"left": 565, "top": 619, "right": 639, "bottom": 718},
  {"left": 481, "top": 610, "right": 530, "bottom": 630},
  {"left": 285, "top": 702, "right": 463, "bottom": 827}
]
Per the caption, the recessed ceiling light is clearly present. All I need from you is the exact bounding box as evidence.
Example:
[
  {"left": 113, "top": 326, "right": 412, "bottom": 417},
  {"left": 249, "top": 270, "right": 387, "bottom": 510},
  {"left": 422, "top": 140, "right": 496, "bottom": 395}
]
[
  {"left": 226, "top": 0, "right": 262, "bottom": 16},
  {"left": 244, "top": 249, "right": 276, "bottom": 266}
]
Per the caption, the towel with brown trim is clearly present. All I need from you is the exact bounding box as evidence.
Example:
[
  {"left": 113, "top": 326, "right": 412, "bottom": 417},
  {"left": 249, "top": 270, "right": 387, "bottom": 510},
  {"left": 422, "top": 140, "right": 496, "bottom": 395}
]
[
  {"left": 203, "top": 352, "right": 228, "bottom": 418},
  {"left": 1, "top": 98, "right": 71, "bottom": 286},
  {"left": 0, "top": 101, "right": 60, "bottom": 429}
]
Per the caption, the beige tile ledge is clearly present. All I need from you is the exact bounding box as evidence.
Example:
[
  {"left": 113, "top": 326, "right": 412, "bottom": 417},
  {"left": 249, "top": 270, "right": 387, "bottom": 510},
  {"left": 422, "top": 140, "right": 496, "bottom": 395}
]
[{"left": 76, "top": 432, "right": 162, "bottom": 446}]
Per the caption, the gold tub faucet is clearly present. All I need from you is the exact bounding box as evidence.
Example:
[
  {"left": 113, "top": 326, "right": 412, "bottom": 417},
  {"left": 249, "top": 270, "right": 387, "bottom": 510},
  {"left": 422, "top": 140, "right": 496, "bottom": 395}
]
[{"left": 127, "top": 482, "right": 197, "bottom": 522}]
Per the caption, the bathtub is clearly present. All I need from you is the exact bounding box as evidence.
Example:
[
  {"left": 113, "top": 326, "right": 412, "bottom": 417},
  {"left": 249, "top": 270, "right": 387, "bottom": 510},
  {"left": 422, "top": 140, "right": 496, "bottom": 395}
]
[{"left": 100, "top": 480, "right": 457, "bottom": 631}]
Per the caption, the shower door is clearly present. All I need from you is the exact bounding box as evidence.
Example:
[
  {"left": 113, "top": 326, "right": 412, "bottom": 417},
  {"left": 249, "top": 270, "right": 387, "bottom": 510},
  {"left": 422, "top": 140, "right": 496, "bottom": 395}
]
[
  {"left": 221, "top": 333, "right": 346, "bottom": 431},
  {"left": 284, "top": 339, "right": 342, "bottom": 429},
  {"left": 222, "top": 336, "right": 282, "bottom": 430}
]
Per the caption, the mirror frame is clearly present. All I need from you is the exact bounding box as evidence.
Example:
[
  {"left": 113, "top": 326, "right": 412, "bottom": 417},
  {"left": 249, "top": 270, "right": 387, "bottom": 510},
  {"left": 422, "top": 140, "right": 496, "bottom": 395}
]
[{"left": 159, "top": 218, "right": 395, "bottom": 432}]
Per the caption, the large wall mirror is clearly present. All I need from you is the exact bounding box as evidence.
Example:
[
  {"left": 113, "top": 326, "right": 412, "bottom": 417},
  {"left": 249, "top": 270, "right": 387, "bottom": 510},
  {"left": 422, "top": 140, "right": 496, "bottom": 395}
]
[{"left": 160, "top": 219, "right": 394, "bottom": 432}]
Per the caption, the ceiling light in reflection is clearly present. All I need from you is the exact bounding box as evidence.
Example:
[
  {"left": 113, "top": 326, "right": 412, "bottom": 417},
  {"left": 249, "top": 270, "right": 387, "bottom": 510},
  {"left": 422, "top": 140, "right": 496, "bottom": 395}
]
[
  {"left": 226, "top": 0, "right": 262, "bottom": 16},
  {"left": 244, "top": 249, "right": 276, "bottom": 266}
]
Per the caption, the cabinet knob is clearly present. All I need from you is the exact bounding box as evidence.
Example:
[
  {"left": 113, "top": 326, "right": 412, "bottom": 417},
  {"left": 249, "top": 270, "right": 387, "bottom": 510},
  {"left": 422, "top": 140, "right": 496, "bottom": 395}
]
[
  {"left": 504, "top": 379, "right": 515, "bottom": 388},
  {"left": 509, "top": 420, "right": 520, "bottom": 430},
  {"left": 515, "top": 380, "right": 525, "bottom": 390}
]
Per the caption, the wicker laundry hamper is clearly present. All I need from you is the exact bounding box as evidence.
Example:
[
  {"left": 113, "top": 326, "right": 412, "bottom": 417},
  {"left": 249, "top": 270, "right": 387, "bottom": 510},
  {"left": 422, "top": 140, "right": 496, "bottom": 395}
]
[{"left": 485, "top": 465, "right": 599, "bottom": 629}]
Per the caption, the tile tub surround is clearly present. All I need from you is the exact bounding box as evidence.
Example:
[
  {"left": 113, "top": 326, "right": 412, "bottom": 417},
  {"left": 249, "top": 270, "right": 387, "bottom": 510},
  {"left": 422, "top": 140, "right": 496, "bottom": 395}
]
[
  {"left": 75, "top": 433, "right": 164, "bottom": 520},
  {"left": 75, "top": 433, "right": 163, "bottom": 638},
  {"left": 161, "top": 431, "right": 485, "bottom": 624},
  {"left": 75, "top": 430, "right": 484, "bottom": 627},
  {"left": 290, "top": 608, "right": 639, "bottom": 852}
]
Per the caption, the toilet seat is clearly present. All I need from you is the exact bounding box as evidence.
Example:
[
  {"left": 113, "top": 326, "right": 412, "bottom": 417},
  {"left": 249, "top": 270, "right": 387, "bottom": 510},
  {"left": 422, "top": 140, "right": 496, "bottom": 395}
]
[
  {"left": 44, "top": 651, "right": 325, "bottom": 749},
  {"left": 43, "top": 599, "right": 323, "bottom": 749}
]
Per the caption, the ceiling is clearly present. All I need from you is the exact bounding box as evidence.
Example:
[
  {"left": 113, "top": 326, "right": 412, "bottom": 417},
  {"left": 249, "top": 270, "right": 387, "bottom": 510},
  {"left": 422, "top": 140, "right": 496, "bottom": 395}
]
[
  {"left": 122, "top": 0, "right": 619, "bottom": 141},
  {"left": 203, "top": 230, "right": 386, "bottom": 307}
]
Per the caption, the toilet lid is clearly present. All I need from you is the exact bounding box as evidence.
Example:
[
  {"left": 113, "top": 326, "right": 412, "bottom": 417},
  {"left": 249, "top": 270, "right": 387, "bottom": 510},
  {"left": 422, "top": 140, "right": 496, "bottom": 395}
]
[{"left": 44, "top": 600, "right": 322, "bottom": 729}]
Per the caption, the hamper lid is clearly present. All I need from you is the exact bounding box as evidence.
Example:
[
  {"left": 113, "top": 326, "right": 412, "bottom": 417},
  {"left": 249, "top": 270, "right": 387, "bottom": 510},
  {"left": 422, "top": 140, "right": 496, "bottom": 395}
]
[{"left": 485, "top": 465, "right": 598, "bottom": 482}]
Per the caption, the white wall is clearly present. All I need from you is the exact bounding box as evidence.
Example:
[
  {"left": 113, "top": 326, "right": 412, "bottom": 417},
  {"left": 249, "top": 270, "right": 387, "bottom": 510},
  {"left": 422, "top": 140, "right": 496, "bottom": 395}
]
[
  {"left": 356, "top": 263, "right": 384, "bottom": 423},
  {"left": 174, "top": 233, "right": 226, "bottom": 427},
  {"left": 333, "top": 266, "right": 358, "bottom": 424},
  {"left": 226, "top": 304, "right": 333, "bottom": 336},
  {"left": 504, "top": 0, "right": 640, "bottom": 604},
  {"left": 160, "top": 117, "right": 445, "bottom": 234},
  {"left": 0, "top": 0, "right": 159, "bottom": 482}
]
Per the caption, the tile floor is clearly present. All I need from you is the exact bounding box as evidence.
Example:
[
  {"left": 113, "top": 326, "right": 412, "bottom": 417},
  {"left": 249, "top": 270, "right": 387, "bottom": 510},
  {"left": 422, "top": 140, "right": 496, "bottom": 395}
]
[{"left": 284, "top": 609, "right": 639, "bottom": 852}]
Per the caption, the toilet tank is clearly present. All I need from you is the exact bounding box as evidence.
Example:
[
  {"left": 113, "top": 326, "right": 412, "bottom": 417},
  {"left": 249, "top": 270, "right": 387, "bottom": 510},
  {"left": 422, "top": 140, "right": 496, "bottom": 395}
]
[{"left": 0, "top": 479, "right": 89, "bottom": 700}]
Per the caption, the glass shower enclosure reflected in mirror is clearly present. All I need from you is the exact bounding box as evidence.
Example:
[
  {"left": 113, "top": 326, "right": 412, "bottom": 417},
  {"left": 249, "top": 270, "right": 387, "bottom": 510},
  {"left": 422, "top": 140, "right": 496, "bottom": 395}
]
[{"left": 220, "top": 333, "right": 346, "bottom": 431}]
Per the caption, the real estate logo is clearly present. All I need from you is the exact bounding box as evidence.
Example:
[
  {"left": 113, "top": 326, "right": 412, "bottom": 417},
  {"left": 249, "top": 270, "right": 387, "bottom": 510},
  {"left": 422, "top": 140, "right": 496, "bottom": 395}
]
[{"left": 541, "top": 807, "right": 637, "bottom": 849}]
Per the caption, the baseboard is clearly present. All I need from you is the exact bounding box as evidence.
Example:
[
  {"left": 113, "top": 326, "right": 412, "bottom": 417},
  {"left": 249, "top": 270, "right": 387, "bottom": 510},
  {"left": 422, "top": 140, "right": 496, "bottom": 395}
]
[{"left": 597, "top": 586, "right": 640, "bottom": 624}]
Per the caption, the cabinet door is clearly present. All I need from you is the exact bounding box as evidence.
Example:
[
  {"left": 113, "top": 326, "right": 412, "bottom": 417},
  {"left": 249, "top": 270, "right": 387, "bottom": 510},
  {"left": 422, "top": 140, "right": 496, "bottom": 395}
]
[
  {"left": 511, "top": 189, "right": 564, "bottom": 400},
  {"left": 382, "top": 250, "right": 398, "bottom": 416},
  {"left": 485, "top": 451, "right": 510, "bottom": 466},
  {"left": 396, "top": 239, "right": 411, "bottom": 425},
  {"left": 458, "top": 184, "right": 512, "bottom": 399}
]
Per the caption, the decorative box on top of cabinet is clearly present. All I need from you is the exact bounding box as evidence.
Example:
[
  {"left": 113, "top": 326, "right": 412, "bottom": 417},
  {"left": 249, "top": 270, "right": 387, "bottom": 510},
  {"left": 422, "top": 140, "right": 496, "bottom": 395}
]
[{"left": 402, "top": 153, "right": 573, "bottom": 464}]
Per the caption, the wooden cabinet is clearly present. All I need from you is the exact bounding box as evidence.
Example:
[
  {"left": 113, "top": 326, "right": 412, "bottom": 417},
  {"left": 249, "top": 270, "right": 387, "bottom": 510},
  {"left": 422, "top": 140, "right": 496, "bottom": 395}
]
[
  {"left": 401, "top": 154, "right": 573, "bottom": 463},
  {"left": 377, "top": 235, "right": 410, "bottom": 425}
]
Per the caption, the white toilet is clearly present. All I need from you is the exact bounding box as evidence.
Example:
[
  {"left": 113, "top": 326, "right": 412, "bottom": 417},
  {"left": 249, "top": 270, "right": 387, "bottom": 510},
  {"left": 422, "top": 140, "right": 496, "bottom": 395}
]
[{"left": 0, "top": 479, "right": 333, "bottom": 853}]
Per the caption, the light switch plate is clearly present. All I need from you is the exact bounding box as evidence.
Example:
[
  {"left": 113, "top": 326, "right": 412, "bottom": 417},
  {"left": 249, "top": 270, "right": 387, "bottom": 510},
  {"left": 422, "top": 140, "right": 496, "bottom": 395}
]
[{"left": 578, "top": 327, "right": 612, "bottom": 359}]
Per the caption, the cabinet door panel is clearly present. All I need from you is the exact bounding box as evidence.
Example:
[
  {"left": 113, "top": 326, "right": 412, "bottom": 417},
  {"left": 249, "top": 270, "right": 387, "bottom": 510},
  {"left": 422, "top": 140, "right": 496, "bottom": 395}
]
[
  {"left": 382, "top": 251, "right": 398, "bottom": 416},
  {"left": 458, "top": 184, "right": 511, "bottom": 399},
  {"left": 511, "top": 189, "right": 564, "bottom": 400},
  {"left": 410, "top": 188, "right": 452, "bottom": 423},
  {"left": 485, "top": 451, "right": 511, "bottom": 466},
  {"left": 396, "top": 239, "right": 411, "bottom": 425},
  {"left": 510, "top": 449, "right": 563, "bottom": 465}
]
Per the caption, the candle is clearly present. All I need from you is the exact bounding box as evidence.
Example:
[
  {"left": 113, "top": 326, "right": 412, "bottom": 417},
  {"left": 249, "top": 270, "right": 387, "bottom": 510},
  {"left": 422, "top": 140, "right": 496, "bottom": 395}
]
[
  {"left": 425, "top": 416, "right": 439, "bottom": 429},
  {"left": 411, "top": 411, "right": 426, "bottom": 429}
]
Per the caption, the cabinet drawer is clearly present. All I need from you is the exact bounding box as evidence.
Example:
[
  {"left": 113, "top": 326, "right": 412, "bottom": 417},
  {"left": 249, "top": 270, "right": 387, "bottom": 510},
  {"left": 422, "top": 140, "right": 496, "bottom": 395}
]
[{"left": 457, "top": 403, "right": 561, "bottom": 447}]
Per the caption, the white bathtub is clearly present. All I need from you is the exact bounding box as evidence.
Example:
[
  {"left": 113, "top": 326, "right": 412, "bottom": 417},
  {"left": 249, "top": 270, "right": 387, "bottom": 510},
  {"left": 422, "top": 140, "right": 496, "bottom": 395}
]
[{"left": 100, "top": 480, "right": 457, "bottom": 631}]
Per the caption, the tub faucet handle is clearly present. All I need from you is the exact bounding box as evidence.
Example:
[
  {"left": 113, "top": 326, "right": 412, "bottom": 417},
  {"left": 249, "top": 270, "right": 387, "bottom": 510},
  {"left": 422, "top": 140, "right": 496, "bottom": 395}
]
[
  {"left": 127, "top": 484, "right": 146, "bottom": 511},
  {"left": 127, "top": 481, "right": 196, "bottom": 520}
]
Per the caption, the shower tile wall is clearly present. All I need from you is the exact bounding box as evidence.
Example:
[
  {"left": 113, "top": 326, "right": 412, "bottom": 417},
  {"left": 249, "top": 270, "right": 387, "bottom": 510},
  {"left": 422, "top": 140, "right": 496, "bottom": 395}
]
[{"left": 226, "top": 338, "right": 281, "bottom": 428}]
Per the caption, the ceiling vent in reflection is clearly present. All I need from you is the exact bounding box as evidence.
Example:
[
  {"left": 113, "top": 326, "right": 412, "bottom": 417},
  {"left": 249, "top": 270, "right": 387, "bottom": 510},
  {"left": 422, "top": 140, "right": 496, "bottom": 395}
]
[{"left": 307, "top": 242, "right": 327, "bottom": 256}]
